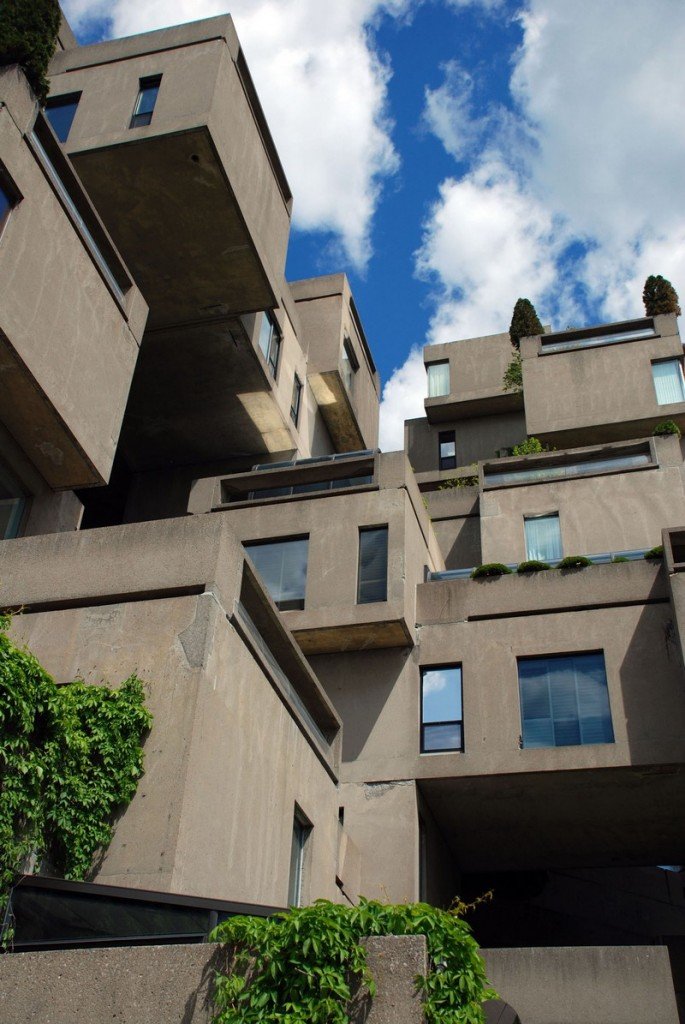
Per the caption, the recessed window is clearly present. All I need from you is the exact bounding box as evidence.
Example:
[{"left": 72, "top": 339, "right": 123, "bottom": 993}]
[
  {"left": 652, "top": 359, "right": 685, "bottom": 405},
  {"left": 518, "top": 652, "right": 614, "bottom": 749},
  {"left": 421, "top": 665, "right": 463, "bottom": 753},
  {"left": 341, "top": 337, "right": 358, "bottom": 394},
  {"left": 288, "top": 808, "right": 312, "bottom": 907},
  {"left": 290, "top": 374, "right": 303, "bottom": 426},
  {"left": 258, "top": 312, "right": 281, "bottom": 378},
  {"left": 524, "top": 513, "right": 562, "bottom": 562},
  {"left": 0, "top": 463, "right": 26, "bottom": 539},
  {"left": 0, "top": 165, "right": 21, "bottom": 237},
  {"left": 244, "top": 536, "right": 308, "bottom": 610},
  {"left": 357, "top": 526, "right": 388, "bottom": 604},
  {"left": 45, "top": 93, "right": 81, "bottom": 142},
  {"left": 426, "top": 361, "right": 450, "bottom": 398},
  {"left": 130, "top": 75, "right": 162, "bottom": 129},
  {"left": 438, "top": 430, "right": 456, "bottom": 471}
]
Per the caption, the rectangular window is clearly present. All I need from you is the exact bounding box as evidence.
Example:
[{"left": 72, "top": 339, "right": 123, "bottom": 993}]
[
  {"left": 341, "top": 337, "right": 358, "bottom": 394},
  {"left": 288, "top": 809, "right": 312, "bottom": 907},
  {"left": 438, "top": 430, "right": 457, "bottom": 471},
  {"left": 524, "top": 513, "right": 562, "bottom": 562},
  {"left": 652, "top": 359, "right": 685, "bottom": 405},
  {"left": 0, "top": 464, "right": 26, "bottom": 540},
  {"left": 518, "top": 652, "right": 614, "bottom": 749},
  {"left": 427, "top": 361, "right": 450, "bottom": 398},
  {"left": 130, "top": 75, "right": 161, "bottom": 129},
  {"left": 45, "top": 93, "right": 81, "bottom": 142},
  {"left": 421, "top": 665, "right": 463, "bottom": 753},
  {"left": 258, "top": 312, "right": 281, "bottom": 377},
  {"left": 290, "top": 374, "right": 303, "bottom": 426},
  {"left": 357, "top": 526, "right": 388, "bottom": 604},
  {"left": 244, "top": 536, "right": 308, "bottom": 610}
]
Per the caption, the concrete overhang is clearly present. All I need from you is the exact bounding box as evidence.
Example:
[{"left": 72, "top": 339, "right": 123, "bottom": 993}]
[
  {"left": 424, "top": 389, "right": 524, "bottom": 424},
  {"left": 308, "top": 370, "right": 367, "bottom": 452}
]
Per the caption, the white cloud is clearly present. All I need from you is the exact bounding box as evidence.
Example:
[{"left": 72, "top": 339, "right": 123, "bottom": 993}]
[
  {"left": 63, "top": 0, "right": 410, "bottom": 269},
  {"left": 378, "top": 346, "right": 426, "bottom": 452},
  {"left": 423, "top": 62, "right": 479, "bottom": 161}
]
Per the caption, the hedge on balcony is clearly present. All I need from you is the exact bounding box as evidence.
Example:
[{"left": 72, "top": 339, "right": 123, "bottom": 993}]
[
  {"left": 516, "top": 560, "right": 551, "bottom": 573},
  {"left": 557, "top": 555, "right": 593, "bottom": 570},
  {"left": 471, "top": 563, "right": 513, "bottom": 579}
]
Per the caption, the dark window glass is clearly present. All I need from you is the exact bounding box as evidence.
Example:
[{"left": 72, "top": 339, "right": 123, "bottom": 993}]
[
  {"left": 45, "top": 93, "right": 81, "bottom": 142},
  {"left": 290, "top": 374, "right": 303, "bottom": 425},
  {"left": 341, "top": 338, "right": 358, "bottom": 393},
  {"left": 439, "top": 431, "right": 457, "bottom": 471},
  {"left": 0, "top": 166, "right": 20, "bottom": 235},
  {"left": 288, "top": 811, "right": 311, "bottom": 907},
  {"left": 518, "top": 652, "right": 614, "bottom": 749},
  {"left": 421, "top": 666, "right": 463, "bottom": 752},
  {"left": 357, "top": 526, "right": 388, "bottom": 603},
  {"left": 244, "top": 537, "right": 309, "bottom": 610},
  {"left": 0, "top": 463, "right": 26, "bottom": 539},
  {"left": 258, "top": 312, "right": 281, "bottom": 377},
  {"left": 130, "top": 76, "right": 161, "bottom": 128}
]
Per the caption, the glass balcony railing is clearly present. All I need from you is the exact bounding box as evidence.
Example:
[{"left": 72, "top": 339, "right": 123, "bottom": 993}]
[
  {"left": 428, "top": 547, "right": 654, "bottom": 582},
  {"left": 540, "top": 322, "right": 656, "bottom": 355},
  {"left": 484, "top": 450, "right": 652, "bottom": 488}
]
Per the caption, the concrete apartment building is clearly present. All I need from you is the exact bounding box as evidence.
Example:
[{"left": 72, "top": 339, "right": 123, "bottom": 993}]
[{"left": 1, "top": 9, "right": 685, "bottom": 1022}]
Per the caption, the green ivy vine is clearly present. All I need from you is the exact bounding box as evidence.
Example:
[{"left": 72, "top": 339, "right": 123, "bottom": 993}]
[
  {"left": 210, "top": 897, "right": 495, "bottom": 1024},
  {"left": 0, "top": 613, "right": 152, "bottom": 915}
]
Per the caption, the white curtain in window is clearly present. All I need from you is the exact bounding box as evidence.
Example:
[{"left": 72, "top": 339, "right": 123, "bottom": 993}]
[
  {"left": 652, "top": 360, "right": 685, "bottom": 405},
  {"left": 524, "top": 514, "right": 562, "bottom": 561},
  {"left": 427, "top": 362, "right": 450, "bottom": 398}
]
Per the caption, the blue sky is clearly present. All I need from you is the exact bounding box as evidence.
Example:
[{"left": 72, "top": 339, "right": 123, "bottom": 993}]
[{"left": 65, "top": 0, "right": 685, "bottom": 449}]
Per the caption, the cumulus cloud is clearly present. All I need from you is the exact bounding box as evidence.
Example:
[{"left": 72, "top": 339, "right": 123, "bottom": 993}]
[
  {"left": 63, "top": 0, "right": 410, "bottom": 268},
  {"left": 378, "top": 346, "right": 427, "bottom": 452}
]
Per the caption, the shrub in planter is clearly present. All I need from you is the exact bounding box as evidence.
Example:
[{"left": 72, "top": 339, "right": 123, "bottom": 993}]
[
  {"left": 0, "top": 0, "right": 61, "bottom": 105},
  {"left": 509, "top": 298, "right": 543, "bottom": 350},
  {"left": 517, "top": 560, "right": 551, "bottom": 573},
  {"left": 557, "top": 555, "right": 593, "bottom": 570},
  {"left": 643, "top": 275, "right": 681, "bottom": 317},
  {"left": 511, "top": 437, "right": 548, "bottom": 456},
  {"left": 612, "top": 556, "right": 630, "bottom": 563},
  {"left": 471, "top": 563, "right": 513, "bottom": 579},
  {"left": 644, "top": 545, "right": 664, "bottom": 560},
  {"left": 653, "top": 420, "right": 681, "bottom": 438}
]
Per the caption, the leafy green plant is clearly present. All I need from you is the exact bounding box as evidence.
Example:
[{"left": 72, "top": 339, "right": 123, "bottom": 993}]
[
  {"left": 644, "top": 545, "right": 664, "bottom": 560},
  {"left": 438, "top": 469, "right": 478, "bottom": 489},
  {"left": 210, "top": 897, "right": 495, "bottom": 1024},
  {"left": 509, "top": 298, "right": 543, "bottom": 350},
  {"left": 516, "top": 560, "right": 551, "bottom": 573},
  {"left": 557, "top": 555, "right": 592, "bottom": 570},
  {"left": 612, "top": 556, "right": 630, "bottom": 563},
  {"left": 470, "top": 563, "right": 513, "bottom": 579},
  {"left": 0, "top": 614, "right": 152, "bottom": 918},
  {"left": 510, "top": 437, "right": 552, "bottom": 456},
  {"left": 653, "top": 420, "right": 682, "bottom": 438},
  {"left": 502, "top": 353, "right": 522, "bottom": 394},
  {"left": 643, "top": 275, "right": 681, "bottom": 317},
  {"left": 0, "top": 0, "right": 61, "bottom": 105}
]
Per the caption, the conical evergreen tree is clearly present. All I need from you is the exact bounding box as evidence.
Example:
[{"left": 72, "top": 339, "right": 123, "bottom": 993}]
[
  {"left": 509, "top": 298, "right": 543, "bottom": 350},
  {"left": 643, "top": 275, "right": 681, "bottom": 317},
  {"left": 0, "top": 0, "right": 61, "bottom": 105}
]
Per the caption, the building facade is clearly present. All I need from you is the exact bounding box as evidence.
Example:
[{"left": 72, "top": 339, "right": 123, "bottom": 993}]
[{"left": 1, "top": 9, "right": 685, "bottom": 1019}]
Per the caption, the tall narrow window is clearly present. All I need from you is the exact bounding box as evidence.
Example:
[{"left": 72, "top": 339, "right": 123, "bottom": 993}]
[
  {"left": 426, "top": 361, "right": 450, "bottom": 398},
  {"left": 0, "top": 464, "right": 26, "bottom": 540},
  {"left": 258, "top": 312, "right": 281, "bottom": 378},
  {"left": 341, "top": 338, "right": 358, "bottom": 394},
  {"left": 290, "top": 374, "right": 303, "bottom": 425},
  {"left": 288, "top": 808, "right": 312, "bottom": 907},
  {"left": 130, "top": 75, "right": 162, "bottom": 128},
  {"left": 244, "top": 536, "right": 309, "bottom": 610},
  {"left": 524, "top": 513, "right": 562, "bottom": 562},
  {"left": 357, "top": 526, "right": 388, "bottom": 604},
  {"left": 45, "top": 93, "right": 81, "bottom": 142},
  {"left": 0, "top": 166, "right": 21, "bottom": 237},
  {"left": 652, "top": 359, "right": 685, "bottom": 405},
  {"left": 438, "top": 431, "right": 457, "bottom": 471},
  {"left": 518, "top": 652, "right": 614, "bottom": 749},
  {"left": 421, "top": 665, "right": 463, "bottom": 752}
]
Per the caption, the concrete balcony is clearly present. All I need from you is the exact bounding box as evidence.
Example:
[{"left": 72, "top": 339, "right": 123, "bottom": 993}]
[
  {"left": 291, "top": 275, "right": 380, "bottom": 453},
  {"left": 521, "top": 314, "right": 685, "bottom": 446},
  {"left": 423, "top": 330, "right": 524, "bottom": 424},
  {"left": 48, "top": 16, "right": 292, "bottom": 329},
  {"left": 0, "top": 68, "right": 147, "bottom": 490}
]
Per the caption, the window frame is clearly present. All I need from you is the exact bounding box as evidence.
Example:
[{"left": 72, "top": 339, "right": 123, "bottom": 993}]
[
  {"left": 357, "top": 525, "right": 388, "bottom": 604},
  {"left": 523, "top": 511, "right": 562, "bottom": 562},
  {"left": 290, "top": 373, "right": 303, "bottom": 426},
  {"left": 341, "top": 337, "right": 359, "bottom": 394},
  {"left": 287, "top": 805, "right": 312, "bottom": 907},
  {"left": 130, "top": 75, "right": 162, "bottom": 129},
  {"left": 244, "top": 535, "right": 309, "bottom": 611},
  {"left": 651, "top": 358, "right": 685, "bottom": 406},
  {"left": 45, "top": 92, "right": 82, "bottom": 143},
  {"left": 420, "top": 664, "right": 464, "bottom": 754},
  {"left": 517, "top": 650, "right": 615, "bottom": 750},
  {"left": 438, "top": 430, "right": 457, "bottom": 472},
  {"left": 258, "top": 312, "right": 282, "bottom": 378},
  {"left": 426, "top": 360, "right": 450, "bottom": 398}
]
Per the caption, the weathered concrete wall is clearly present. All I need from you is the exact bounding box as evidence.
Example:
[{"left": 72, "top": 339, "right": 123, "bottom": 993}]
[{"left": 406, "top": 410, "right": 526, "bottom": 477}]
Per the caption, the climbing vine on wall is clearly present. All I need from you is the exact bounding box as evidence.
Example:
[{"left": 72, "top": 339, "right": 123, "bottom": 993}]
[
  {"left": 0, "top": 613, "right": 152, "bottom": 915},
  {"left": 210, "top": 897, "right": 495, "bottom": 1024}
]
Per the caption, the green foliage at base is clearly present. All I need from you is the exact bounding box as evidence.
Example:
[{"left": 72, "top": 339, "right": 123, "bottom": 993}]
[
  {"left": 508, "top": 298, "right": 543, "bottom": 350},
  {"left": 516, "top": 560, "right": 551, "bottom": 573},
  {"left": 502, "top": 353, "right": 522, "bottom": 394},
  {"left": 0, "top": 0, "right": 61, "bottom": 104},
  {"left": 210, "top": 898, "right": 495, "bottom": 1024},
  {"left": 470, "top": 563, "right": 513, "bottom": 579},
  {"left": 644, "top": 545, "right": 664, "bottom": 560},
  {"left": 557, "top": 555, "right": 592, "bottom": 569},
  {"left": 653, "top": 420, "right": 682, "bottom": 438},
  {"left": 643, "top": 275, "right": 681, "bottom": 317},
  {"left": 0, "top": 614, "right": 152, "bottom": 914}
]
